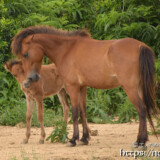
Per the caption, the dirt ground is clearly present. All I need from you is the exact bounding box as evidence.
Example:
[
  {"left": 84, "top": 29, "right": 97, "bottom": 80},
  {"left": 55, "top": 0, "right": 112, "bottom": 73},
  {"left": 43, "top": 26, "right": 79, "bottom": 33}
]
[{"left": 0, "top": 122, "right": 159, "bottom": 160}]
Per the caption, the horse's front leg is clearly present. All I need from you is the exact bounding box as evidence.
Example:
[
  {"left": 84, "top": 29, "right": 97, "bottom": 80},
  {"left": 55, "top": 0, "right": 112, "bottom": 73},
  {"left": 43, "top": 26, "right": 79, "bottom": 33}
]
[
  {"left": 23, "top": 96, "right": 34, "bottom": 144},
  {"left": 35, "top": 96, "right": 46, "bottom": 144},
  {"left": 66, "top": 85, "right": 80, "bottom": 146}
]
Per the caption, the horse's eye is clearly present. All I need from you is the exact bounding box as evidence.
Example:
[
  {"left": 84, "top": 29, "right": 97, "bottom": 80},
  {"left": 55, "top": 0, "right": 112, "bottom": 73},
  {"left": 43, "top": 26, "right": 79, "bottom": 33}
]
[{"left": 24, "top": 53, "right": 29, "bottom": 58}]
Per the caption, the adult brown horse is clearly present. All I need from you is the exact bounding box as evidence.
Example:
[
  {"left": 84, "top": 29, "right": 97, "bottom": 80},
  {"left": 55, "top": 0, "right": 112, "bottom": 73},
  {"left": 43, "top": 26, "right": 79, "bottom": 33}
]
[{"left": 11, "top": 26, "right": 158, "bottom": 147}]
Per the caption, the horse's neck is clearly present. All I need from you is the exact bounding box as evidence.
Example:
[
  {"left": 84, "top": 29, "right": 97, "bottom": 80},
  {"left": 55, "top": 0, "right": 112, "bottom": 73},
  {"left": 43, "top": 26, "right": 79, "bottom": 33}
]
[{"left": 36, "top": 34, "right": 76, "bottom": 65}]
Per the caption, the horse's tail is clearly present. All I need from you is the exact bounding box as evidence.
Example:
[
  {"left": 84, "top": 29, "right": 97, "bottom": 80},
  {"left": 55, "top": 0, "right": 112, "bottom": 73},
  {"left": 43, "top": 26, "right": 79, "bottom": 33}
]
[{"left": 139, "top": 45, "right": 158, "bottom": 136}]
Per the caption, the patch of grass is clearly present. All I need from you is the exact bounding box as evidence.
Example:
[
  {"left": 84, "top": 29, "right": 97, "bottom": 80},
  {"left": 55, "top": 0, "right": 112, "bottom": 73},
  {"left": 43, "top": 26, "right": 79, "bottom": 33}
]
[
  {"left": 0, "top": 98, "right": 62, "bottom": 127},
  {"left": 10, "top": 148, "right": 38, "bottom": 160}
]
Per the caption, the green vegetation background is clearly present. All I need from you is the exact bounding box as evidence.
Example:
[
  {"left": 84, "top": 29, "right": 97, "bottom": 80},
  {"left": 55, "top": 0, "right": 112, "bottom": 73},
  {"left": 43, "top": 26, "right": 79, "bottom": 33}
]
[{"left": 0, "top": 0, "right": 160, "bottom": 126}]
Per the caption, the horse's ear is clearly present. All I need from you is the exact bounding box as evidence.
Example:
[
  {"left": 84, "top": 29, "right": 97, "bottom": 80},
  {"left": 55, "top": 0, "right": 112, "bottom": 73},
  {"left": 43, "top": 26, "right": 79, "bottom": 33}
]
[
  {"left": 4, "top": 62, "right": 11, "bottom": 71},
  {"left": 25, "top": 35, "right": 34, "bottom": 44}
]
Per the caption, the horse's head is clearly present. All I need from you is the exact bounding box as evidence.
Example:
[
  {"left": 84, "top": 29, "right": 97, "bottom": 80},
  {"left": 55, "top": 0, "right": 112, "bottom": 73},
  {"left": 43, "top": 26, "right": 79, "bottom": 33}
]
[
  {"left": 4, "top": 60, "right": 25, "bottom": 83},
  {"left": 12, "top": 34, "right": 44, "bottom": 88},
  {"left": 11, "top": 25, "right": 91, "bottom": 88}
]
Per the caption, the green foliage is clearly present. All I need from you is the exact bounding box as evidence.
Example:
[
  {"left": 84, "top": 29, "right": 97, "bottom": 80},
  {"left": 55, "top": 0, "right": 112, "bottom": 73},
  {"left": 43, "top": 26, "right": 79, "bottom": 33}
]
[
  {"left": 46, "top": 118, "right": 69, "bottom": 143},
  {"left": 31, "top": 107, "right": 61, "bottom": 127},
  {"left": 117, "top": 98, "right": 138, "bottom": 123},
  {"left": 155, "top": 61, "right": 160, "bottom": 107},
  {"left": 0, "top": 0, "right": 160, "bottom": 126},
  {"left": 0, "top": 67, "right": 24, "bottom": 111},
  {"left": 86, "top": 88, "right": 125, "bottom": 123},
  {"left": 0, "top": 93, "right": 60, "bottom": 126},
  {"left": 86, "top": 88, "right": 138, "bottom": 123},
  {"left": 0, "top": 98, "right": 26, "bottom": 126}
]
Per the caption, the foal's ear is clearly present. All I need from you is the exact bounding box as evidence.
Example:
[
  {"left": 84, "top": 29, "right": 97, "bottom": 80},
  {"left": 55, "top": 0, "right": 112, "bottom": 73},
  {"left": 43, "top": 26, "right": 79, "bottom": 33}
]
[
  {"left": 4, "top": 62, "right": 11, "bottom": 71},
  {"left": 31, "top": 35, "right": 34, "bottom": 41},
  {"left": 18, "top": 60, "right": 22, "bottom": 65}
]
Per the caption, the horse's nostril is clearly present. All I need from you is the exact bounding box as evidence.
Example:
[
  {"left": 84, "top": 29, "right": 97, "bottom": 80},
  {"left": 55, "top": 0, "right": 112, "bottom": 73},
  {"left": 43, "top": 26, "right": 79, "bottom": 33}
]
[
  {"left": 36, "top": 74, "right": 40, "bottom": 80},
  {"left": 28, "top": 77, "right": 33, "bottom": 82}
]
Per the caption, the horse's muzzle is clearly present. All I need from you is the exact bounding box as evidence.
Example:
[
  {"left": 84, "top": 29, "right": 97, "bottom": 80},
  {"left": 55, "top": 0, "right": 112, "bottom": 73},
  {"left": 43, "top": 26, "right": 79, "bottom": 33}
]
[
  {"left": 23, "top": 73, "right": 40, "bottom": 88},
  {"left": 28, "top": 73, "right": 40, "bottom": 82}
]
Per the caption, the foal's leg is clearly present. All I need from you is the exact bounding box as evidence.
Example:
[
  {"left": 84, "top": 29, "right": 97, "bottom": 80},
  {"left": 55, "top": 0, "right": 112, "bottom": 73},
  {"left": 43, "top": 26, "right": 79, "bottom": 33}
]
[
  {"left": 57, "top": 88, "right": 70, "bottom": 124},
  {"left": 79, "top": 86, "right": 90, "bottom": 145},
  {"left": 23, "top": 97, "right": 34, "bottom": 144},
  {"left": 123, "top": 87, "right": 148, "bottom": 147},
  {"left": 35, "top": 97, "right": 46, "bottom": 144},
  {"left": 66, "top": 85, "right": 80, "bottom": 146}
]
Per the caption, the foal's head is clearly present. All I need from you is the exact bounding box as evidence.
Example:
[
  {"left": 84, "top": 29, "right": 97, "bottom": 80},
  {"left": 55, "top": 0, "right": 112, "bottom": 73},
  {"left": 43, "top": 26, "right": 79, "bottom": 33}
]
[{"left": 4, "top": 60, "right": 25, "bottom": 83}]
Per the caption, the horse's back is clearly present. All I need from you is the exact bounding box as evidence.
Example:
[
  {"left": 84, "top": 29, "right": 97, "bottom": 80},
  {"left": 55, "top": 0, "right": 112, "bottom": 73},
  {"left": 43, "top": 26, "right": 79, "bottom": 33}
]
[{"left": 60, "top": 38, "right": 120, "bottom": 89}]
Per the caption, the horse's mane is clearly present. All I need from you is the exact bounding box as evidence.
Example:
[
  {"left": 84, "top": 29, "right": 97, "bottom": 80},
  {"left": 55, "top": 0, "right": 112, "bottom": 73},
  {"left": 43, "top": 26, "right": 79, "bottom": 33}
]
[{"left": 11, "top": 26, "right": 90, "bottom": 55}]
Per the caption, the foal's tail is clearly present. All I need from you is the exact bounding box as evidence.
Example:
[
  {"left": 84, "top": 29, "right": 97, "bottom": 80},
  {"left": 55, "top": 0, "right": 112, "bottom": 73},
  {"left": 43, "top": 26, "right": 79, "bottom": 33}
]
[{"left": 139, "top": 45, "right": 159, "bottom": 135}]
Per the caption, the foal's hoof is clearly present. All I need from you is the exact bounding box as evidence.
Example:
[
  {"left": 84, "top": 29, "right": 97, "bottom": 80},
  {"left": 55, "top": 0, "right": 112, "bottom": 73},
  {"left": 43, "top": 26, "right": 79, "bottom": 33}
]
[
  {"left": 68, "top": 139, "right": 76, "bottom": 147},
  {"left": 80, "top": 137, "right": 88, "bottom": 145},
  {"left": 39, "top": 139, "right": 44, "bottom": 144},
  {"left": 22, "top": 139, "right": 28, "bottom": 144}
]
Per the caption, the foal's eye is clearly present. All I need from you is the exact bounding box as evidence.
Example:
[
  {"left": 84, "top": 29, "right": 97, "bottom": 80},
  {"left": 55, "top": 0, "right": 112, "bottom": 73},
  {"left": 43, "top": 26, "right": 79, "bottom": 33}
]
[{"left": 24, "top": 52, "right": 29, "bottom": 58}]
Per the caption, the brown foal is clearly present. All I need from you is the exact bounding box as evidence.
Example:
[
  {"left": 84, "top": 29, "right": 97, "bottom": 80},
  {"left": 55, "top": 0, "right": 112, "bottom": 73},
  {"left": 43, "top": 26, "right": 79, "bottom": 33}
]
[
  {"left": 11, "top": 26, "right": 159, "bottom": 147},
  {"left": 4, "top": 60, "right": 70, "bottom": 144}
]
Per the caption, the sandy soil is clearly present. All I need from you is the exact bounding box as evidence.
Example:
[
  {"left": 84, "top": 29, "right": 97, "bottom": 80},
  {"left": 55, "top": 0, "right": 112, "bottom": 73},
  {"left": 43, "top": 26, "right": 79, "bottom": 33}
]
[{"left": 0, "top": 122, "right": 159, "bottom": 160}]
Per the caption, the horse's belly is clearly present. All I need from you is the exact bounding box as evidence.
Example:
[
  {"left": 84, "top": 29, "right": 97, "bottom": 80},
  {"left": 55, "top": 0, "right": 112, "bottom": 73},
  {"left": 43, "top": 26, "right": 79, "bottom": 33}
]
[{"left": 82, "top": 73, "right": 120, "bottom": 89}]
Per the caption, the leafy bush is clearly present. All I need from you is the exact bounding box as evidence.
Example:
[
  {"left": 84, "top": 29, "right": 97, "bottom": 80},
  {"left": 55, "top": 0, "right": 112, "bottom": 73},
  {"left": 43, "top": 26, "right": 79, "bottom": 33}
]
[{"left": 46, "top": 118, "right": 69, "bottom": 143}]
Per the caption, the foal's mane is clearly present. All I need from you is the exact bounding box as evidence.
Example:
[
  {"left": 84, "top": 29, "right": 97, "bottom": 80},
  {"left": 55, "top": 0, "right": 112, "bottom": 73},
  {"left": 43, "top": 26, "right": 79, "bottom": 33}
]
[
  {"left": 8, "top": 59, "right": 21, "bottom": 68},
  {"left": 11, "top": 26, "right": 90, "bottom": 55}
]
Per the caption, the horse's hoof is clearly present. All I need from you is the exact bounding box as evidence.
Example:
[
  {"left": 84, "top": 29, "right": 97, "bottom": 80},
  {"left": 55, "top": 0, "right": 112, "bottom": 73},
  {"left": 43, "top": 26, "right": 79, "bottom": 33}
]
[
  {"left": 80, "top": 138, "right": 88, "bottom": 145},
  {"left": 132, "top": 142, "right": 138, "bottom": 148},
  {"left": 68, "top": 139, "right": 76, "bottom": 147},
  {"left": 79, "top": 140, "right": 88, "bottom": 145},
  {"left": 39, "top": 139, "right": 44, "bottom": 144},
  {"left": 22, "top": 139, "right": 28, "bottom": 144}
]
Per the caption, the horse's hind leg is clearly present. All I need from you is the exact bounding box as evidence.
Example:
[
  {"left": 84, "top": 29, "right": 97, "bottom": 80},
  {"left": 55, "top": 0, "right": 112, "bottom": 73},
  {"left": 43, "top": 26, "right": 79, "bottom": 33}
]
[
  {"left": 123, "top": 87, "right": 148, "bottom": 147},
  {"left": 79, "top": 86, "right": 90, "bottom": 145},
  {"left": 23, "top": 96, "right": 34, "bottom": 144},
  {"left": 57, "top": 88, "right": 70, "bottom": 124},
  {"left": 35, "top": 97, "right": 46, "bottom": 144}
]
